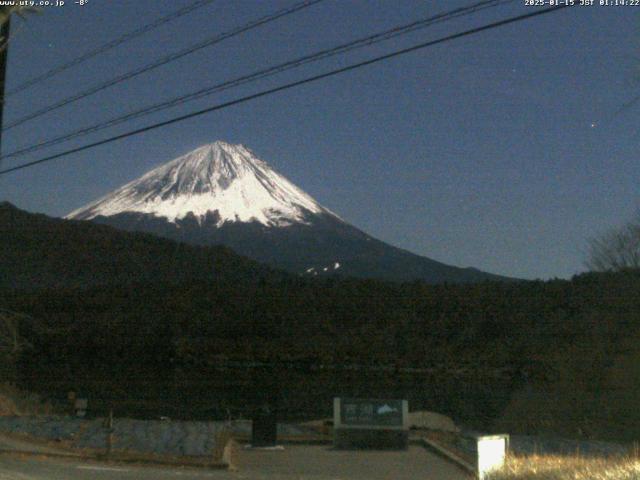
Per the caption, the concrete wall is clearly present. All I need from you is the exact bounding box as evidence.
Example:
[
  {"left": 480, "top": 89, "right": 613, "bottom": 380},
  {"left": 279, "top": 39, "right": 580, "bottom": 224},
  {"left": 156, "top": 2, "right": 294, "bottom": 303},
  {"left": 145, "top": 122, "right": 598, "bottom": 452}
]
[{"left": 0, "top": 416, "right": 312, "bottom": 456}]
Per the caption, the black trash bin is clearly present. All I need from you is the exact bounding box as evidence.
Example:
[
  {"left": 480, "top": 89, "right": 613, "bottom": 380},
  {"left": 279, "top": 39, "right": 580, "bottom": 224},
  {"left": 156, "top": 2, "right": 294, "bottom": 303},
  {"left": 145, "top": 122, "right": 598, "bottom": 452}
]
[{"left": 251, "top": 403, "right": 278, "bottom": 447}]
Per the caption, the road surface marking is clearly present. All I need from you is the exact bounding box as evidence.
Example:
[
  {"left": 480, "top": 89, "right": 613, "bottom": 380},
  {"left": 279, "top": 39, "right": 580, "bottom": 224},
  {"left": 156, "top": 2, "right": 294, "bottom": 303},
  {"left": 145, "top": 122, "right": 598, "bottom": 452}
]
[
  {"left": 0, "top": 470, "right": 38, "bottom": 480},
  {"left": 76, "top": 465, "right": 130, "bottom": 472}
]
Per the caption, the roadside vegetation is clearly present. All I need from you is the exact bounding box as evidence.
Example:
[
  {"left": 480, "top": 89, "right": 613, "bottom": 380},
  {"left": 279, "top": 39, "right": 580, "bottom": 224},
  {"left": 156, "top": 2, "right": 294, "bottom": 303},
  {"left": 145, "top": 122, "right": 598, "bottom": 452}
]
[
  {"left": 0, "top": 383, "right": 54, "bottom": 416},
  {"left": 487, "top": 454, "right": 640, "bottom": 480}
]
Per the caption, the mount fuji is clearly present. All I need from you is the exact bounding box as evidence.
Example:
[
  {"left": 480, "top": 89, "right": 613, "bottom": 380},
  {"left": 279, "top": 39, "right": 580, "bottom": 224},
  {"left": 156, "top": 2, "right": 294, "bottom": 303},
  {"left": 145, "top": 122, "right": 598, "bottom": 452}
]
[{"left": 67, "top": 141, "right": 507, "bottom": 283}]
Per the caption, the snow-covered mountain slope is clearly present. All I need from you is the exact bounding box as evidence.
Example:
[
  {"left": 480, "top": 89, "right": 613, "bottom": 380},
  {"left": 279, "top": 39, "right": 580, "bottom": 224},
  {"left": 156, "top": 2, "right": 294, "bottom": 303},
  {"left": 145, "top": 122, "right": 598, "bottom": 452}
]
[
  {"left": 67, "top": 141, "right": 513, "bottom": 284},
  {"left": 67, "top": 141, "right": 336, "bottom": 227}
]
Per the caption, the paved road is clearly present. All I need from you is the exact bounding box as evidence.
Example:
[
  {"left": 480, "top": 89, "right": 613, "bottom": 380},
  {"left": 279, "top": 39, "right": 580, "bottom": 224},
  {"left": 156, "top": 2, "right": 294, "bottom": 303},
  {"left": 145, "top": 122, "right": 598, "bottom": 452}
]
[
  {"left": 0, "top": 438, "right": 472, "bottom": 480},
  {"left": 0, "top": 433, "right": 75, "bottom": 456},
  {"left": 235, "top": 445, "right": 472, "bottom": 480},
  {"left": 0, "top": 456, "right": 227, "bottom": 480}
]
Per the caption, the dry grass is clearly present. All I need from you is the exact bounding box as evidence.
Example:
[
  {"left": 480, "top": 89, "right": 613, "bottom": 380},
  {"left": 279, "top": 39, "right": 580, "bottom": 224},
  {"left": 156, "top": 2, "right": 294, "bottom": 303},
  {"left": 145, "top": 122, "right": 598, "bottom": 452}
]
[
  {"left": 212, "top": 428, "right": 238, "bottom": 469},
  {"left": 0, "top": 383, "right": 54, "bottom": 416},
  {"left": 486, "top": 454, "right": 640, "bottom": 480}
]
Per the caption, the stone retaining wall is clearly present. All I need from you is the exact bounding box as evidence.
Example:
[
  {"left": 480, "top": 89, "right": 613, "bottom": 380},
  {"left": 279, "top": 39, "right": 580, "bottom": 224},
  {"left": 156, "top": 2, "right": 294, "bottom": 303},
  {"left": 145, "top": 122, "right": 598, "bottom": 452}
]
[{"left": 0, "top": 416, "right": 313, "bottom": 456}]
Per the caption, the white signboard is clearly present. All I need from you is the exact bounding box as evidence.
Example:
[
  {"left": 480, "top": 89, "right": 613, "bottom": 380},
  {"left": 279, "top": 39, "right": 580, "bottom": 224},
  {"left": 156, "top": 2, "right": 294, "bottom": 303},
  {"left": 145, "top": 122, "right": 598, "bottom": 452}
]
[
  {"left": 334, "top": 398, "right": 408, "bottom": 430},
  {"left": 477, "top": 435, "right": 508, "bottom": 480},
  {"left": 333, "top": 398, "right": 410, "bottom": 449}
]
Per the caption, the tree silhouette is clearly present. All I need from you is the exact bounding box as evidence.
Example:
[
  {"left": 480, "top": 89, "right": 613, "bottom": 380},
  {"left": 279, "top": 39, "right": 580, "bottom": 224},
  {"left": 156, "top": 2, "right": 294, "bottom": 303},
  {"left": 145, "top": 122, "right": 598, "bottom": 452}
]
[{"left": 586, "top": 211, "right": 640, "bottom": 271}]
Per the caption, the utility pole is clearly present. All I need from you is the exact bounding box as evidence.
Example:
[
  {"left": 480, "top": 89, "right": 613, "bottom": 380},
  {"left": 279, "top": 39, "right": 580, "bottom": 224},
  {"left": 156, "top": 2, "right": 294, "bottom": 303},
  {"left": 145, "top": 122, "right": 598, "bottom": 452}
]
[{"left": 0, "top": 13, "right": 10, "bottom": 161}]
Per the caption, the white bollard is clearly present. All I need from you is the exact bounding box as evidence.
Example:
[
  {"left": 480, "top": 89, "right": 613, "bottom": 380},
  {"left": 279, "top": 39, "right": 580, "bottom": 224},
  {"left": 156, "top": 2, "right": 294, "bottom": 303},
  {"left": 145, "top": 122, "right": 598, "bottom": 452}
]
[{"left": 476, "top": 434, "right": 509, "bottom": 479}]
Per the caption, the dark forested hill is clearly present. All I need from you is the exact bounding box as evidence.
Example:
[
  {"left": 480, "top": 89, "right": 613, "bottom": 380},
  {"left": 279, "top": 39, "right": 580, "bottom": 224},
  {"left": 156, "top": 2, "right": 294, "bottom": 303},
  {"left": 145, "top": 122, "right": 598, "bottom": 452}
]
[
  {"left": 0, "top": 202, "right": 281, "bottom": 291},
  {"left": 3, "top": 203, "right": 640, "bottom": 441}
]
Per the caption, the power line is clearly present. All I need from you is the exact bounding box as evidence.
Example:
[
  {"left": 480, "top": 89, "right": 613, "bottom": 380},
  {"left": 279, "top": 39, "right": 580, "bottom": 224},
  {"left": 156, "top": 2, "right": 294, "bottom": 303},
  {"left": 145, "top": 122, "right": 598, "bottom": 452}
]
[
  {"left": 0, "top": 14, "right": 10, "bottom": 159},
  {"left": 1, "top": 0, "right": 514, "bottom": 162},
  {"left": 0, "top": 4, "right": 570, "bottom": 177},
  {"left": 5, "top": 0, "right": 217, "bottom": 97},
  {"left": 2, "top": 0, "right": 325, "bottom": 131}
]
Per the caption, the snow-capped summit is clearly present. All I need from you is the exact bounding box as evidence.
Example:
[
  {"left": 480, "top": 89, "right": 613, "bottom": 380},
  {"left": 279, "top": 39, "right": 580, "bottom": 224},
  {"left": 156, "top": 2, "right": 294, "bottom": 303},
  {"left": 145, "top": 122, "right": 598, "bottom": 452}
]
[{"left": 67, "top": 141, "right": 335, "bottom": 227}]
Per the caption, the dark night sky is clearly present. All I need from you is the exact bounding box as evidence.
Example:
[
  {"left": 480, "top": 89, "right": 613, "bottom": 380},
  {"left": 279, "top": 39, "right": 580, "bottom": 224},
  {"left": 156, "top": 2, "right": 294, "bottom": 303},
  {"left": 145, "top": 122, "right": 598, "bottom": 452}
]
[{"left": 1, "top": 0, "right": 638, "bottom": 280}]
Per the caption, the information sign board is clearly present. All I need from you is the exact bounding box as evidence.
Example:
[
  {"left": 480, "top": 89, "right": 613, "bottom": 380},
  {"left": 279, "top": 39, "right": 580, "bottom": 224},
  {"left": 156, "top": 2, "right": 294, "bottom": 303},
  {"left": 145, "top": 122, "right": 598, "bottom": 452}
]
[
  {"left": 339, "top": 398, "right": 405, "bottom": 427},
  {"left": 333, "top": 397, "right": 409, "bottom": 449}
]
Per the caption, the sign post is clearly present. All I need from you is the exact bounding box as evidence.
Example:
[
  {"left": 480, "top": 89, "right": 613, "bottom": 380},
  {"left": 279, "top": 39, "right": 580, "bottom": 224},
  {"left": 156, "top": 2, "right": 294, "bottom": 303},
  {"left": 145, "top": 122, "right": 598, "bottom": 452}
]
[
  {"left": 333, "top": 397, "right": 409, "bottom": 449},
  {"left": 251, "top": 402, "right": 278, "bottom": 447},
  {"left": 74, "top": 398, "right": 88, "bottom": 418},
  {"left": 250, "top": 365, "right": 279, "bottom": 448}
]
